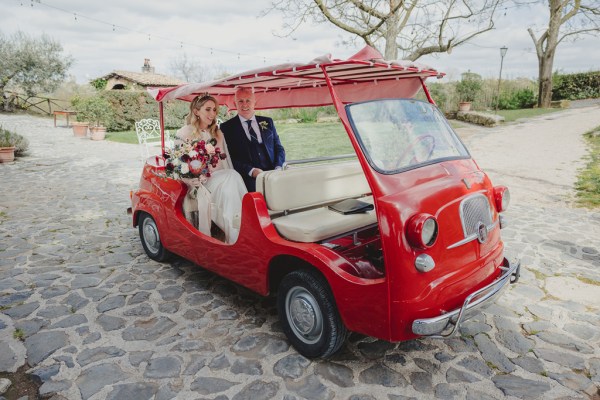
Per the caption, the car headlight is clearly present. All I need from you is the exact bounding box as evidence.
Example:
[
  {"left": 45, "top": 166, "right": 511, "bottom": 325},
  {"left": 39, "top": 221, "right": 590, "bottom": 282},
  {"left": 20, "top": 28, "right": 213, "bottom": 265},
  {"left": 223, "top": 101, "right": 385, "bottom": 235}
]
[
  {"left": 406, "top": 214, "right": 439, "bottom": 249},
  {"left": 493, "top": 186, "right": 510, "bottom": 212}
]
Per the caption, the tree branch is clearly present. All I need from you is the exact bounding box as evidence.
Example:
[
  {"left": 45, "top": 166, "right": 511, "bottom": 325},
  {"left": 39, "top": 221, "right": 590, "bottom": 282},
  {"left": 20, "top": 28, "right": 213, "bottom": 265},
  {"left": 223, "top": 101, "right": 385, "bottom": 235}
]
[
  {"left": 347, "top": 0, "right": 387, "bottom": 20},
  {"left": 313, "top": 0, "right": 370, "bottom": 36}
]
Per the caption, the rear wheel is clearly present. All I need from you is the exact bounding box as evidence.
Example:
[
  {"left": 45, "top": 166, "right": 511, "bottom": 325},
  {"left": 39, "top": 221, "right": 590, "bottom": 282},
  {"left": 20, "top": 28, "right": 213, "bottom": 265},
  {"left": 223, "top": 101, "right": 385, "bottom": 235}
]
[
  {"left": 138, "top": 212, "right": 171, "bottom": 262},
  {"left": 277, "top": 269, "right": 348, "bottom": 358}
]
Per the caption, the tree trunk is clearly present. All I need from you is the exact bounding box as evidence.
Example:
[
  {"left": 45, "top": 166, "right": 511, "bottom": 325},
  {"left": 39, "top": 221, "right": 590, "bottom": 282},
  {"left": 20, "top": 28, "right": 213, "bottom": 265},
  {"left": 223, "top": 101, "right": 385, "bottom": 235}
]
[
  {"left": 384, "top": 0, "right": 401, "bottom": 60},
  {"left": 538, "top": 51, "right": 556, "bottom": 108},
  {"left": 535, "top": 0, "right": 563, "bottom": 108}
]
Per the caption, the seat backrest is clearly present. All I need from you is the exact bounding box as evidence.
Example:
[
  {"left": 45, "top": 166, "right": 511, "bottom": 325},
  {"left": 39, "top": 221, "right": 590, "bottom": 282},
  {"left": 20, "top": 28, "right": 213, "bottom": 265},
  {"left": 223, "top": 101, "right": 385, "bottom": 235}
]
[
  {"left": 135, "top": 119, "right": 161, "bottom": 144},
  {"left": 256, "top": 161, "right": 371, "bottom": 212},
  {"left": 135, "top": 119, "right": 172, "bottom": 160}
]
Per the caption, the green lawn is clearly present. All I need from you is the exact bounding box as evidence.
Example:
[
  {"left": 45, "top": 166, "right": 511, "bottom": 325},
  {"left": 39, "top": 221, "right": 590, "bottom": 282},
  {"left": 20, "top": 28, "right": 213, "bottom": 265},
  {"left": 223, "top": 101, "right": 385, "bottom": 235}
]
[
  {"left": 495, "top": 108, "right": 562, "bottom": 122},
  {"left": 277, "top": 122, "right": 353, "bottom": 160},
  {"left": 105, "top": 123, "right": 354, "bottom": 159},
  {"left": 575, "top": 125, "right": 600, "bottom": 208},
  {"left": 105, "top": 130, "right": 137, "bottom": 144},
  {"left": 105, "top": 108, "right": 566, "bottom": 160}
]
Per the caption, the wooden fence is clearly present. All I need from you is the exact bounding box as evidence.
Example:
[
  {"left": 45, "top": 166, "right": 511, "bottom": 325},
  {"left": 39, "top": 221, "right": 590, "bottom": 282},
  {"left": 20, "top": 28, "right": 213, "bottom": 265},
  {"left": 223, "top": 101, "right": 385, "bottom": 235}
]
[{"left": 3, "top": 91, "right": 70, "bottom": 115}]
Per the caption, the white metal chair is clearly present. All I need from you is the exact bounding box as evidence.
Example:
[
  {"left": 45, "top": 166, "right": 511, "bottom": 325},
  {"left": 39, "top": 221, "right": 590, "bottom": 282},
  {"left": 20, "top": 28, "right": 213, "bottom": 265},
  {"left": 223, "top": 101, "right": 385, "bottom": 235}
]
[{"left": 135, "top": 119, "right": 172, "bottom": 162}]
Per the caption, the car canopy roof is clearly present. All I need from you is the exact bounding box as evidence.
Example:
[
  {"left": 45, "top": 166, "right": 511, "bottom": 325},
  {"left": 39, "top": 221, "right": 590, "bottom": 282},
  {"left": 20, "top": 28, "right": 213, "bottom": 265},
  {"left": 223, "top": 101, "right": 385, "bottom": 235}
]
[{"left": 148, "top": 46, "right": 443, "bottom": 110}]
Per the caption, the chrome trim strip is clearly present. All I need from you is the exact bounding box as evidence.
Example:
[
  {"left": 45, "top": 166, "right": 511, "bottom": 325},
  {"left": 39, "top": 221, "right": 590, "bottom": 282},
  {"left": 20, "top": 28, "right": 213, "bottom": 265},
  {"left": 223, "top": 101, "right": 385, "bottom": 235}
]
[
  {"left": 447, "top": 220, "right": 497, "bottom": 249},
  {"left": 411, "top": 258, "right": 520, "bottom": 337}
]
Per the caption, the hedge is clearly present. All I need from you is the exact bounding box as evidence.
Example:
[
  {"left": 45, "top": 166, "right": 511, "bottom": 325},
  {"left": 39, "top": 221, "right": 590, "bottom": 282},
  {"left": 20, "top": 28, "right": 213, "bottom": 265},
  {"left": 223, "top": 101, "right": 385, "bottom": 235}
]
[
  {"left": 99, "top": 91, "right": 189, "bottom": 131},
  {"left": 552, "top": 71, "right": 600, "bottom": 101}
]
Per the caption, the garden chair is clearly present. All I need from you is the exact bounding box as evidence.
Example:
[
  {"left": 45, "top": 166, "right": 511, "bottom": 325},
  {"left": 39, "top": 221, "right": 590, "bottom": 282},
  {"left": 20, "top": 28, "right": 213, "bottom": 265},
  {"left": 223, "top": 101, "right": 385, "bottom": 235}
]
[{"left": 134, "top": 119, "right": 172, "bottom": 162}]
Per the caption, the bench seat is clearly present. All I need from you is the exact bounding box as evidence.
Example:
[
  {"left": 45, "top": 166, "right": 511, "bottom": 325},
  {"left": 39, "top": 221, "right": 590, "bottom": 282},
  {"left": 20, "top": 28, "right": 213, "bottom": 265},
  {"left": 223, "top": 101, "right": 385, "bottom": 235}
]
[
  {"left": 256, "top": 161, "right": 376, "bottom": 243},
  {"left": 272, "top": 196, "right": 376, "bottom": 242}
]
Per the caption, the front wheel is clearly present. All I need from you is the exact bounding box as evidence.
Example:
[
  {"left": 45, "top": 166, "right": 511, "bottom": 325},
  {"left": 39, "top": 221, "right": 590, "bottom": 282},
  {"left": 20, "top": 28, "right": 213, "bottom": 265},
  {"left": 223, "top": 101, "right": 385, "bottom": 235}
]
[
  {"left": 277, "top": 270, "right": 348, "bottom": 358},
  {"left": 138, "top": 212, "right": 171, "bottom": 262}
]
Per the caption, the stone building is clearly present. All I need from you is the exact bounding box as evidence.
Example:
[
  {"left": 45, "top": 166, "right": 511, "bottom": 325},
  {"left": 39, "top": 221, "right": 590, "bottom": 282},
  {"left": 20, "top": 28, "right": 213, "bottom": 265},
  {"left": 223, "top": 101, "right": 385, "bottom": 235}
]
[{"left": 97, "top": 59, "right": 185, "bottom": 90}]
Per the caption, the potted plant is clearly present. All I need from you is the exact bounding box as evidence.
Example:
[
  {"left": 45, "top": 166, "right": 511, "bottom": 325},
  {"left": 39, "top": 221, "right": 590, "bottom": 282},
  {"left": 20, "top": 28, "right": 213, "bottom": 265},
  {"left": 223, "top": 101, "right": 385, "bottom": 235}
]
[
  {"left": 0, "top": 126, "right": 29, "bottom": 163},
  {"left": 456, "top": 72, "right": 482, "bottom": 112},
  {"left": 72, "top": 95, "right": 113, "bottom": 140},
  {"left": 70, "top": 96, "right": 90, "bottom": 137}
]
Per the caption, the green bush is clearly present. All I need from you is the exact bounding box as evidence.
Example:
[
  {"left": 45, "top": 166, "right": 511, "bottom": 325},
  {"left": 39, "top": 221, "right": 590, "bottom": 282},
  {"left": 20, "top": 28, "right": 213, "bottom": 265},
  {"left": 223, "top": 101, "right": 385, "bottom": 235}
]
[
  {"left": 0, "top": 126, "right": 29, "bottom": 156},
  {"left": 498, "top": 88, "right": 537, "bottom": 110},
  {"left": 552, "top": 71, "right": 600, "bottom": 100},
  {"left": 456, "top": 72, "right": 483, "bottom": 102},
  {"left": 71, "top": 95, "right": 114, "bottom": 127},
  {"left": 70, "top": 91, "right": 189, "bottom": 132}
]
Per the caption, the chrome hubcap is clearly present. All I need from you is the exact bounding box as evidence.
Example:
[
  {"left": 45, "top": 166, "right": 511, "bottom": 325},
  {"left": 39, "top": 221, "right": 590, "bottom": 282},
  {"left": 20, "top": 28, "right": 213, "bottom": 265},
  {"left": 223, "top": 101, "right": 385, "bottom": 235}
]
[
  {"left": 286, "top": 286, "right": 323, "bottom": 344},
  {"left": 142, "top": 218, "right": 160, "bottom": 254}
]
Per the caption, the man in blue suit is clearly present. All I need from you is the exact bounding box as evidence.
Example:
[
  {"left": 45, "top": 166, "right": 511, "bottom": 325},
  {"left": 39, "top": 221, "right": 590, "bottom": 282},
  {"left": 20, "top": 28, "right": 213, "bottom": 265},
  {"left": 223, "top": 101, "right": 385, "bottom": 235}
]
[{"left": 221, "top": 87, "right": 286, "bottom": 192}]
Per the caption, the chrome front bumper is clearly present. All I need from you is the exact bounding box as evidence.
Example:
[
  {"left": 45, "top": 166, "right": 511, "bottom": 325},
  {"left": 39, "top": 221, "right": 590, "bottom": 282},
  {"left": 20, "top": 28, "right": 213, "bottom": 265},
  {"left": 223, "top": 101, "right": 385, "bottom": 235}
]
[{"left": 412, "top": 258, "right": 520, "bottom": 337}]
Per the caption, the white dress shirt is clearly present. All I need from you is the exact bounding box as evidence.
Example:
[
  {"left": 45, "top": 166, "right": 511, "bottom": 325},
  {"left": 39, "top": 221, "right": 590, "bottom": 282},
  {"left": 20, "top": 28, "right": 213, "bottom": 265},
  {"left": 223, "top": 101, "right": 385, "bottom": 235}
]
[{"left": 238, "top": 115, "right": 262, "bottom": 143}]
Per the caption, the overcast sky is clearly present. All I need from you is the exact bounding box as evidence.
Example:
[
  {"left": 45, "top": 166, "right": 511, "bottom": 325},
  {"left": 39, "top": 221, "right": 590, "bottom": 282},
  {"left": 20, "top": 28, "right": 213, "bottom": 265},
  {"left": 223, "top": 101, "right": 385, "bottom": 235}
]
[{"left": 1, "top": 0, "right": 599, "bottom": 84}]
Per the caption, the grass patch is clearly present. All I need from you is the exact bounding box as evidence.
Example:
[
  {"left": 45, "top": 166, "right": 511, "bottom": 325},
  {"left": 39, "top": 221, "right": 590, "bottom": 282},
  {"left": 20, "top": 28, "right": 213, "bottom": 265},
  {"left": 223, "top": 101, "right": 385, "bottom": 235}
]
[
  {"left": 495, "top": 108, "right": 561, "bottom": 122},
  {"left": 530, "top": 269, "right": 547, "bottom": 281},
  {"left": 277, "top": 122, "right": 353, "bottom": 160},
  {"left": 107, "top": 122, "right": 353, "bottom": 160},
  {"left": 105, "top": 130, "right": 137, "bottom": 144},
  {"left": 575, "top": 125, "right": 600, "bottom": 208},
  {"left": 13, "top": 328, "right": 25, "bottom": 341},
  {"left": 576, "top": 275, "right": 600, "bottom": 286}
]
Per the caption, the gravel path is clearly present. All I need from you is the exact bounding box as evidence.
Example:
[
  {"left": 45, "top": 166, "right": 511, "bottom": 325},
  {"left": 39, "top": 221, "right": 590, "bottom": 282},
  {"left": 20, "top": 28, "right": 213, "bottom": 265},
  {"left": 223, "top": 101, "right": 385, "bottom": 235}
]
[{"left": 0, "top": 108, "right": 599, "bottom": 400}]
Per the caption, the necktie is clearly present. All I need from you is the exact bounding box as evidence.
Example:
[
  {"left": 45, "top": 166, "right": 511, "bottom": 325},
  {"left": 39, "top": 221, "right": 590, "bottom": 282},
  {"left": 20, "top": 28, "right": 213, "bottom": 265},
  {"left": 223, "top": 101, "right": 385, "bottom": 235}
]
[{"left": 246, "top": 120, "right": 259, "bottom": 142}]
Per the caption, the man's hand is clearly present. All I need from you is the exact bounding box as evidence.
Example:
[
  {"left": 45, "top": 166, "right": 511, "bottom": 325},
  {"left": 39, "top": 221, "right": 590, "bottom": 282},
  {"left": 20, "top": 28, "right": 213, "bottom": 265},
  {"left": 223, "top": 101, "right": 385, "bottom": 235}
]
[{"left": 251, "top": 168, "right": 263, "bottom": 178}]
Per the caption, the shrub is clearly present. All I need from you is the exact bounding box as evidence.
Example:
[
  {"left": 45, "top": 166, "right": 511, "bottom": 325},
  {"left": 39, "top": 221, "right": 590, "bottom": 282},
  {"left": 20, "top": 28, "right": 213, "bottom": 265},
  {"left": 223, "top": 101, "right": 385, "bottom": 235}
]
[
  {"left": 456, "top": 72, "right": 483, "bottom": 103},
  {"left": 552, "top": 71, "right": 600, "bottom": 100},
  {"left": 71, "top": 95, "right": 114, "bottom": 127},
  {"left": 498, "top": 88, "right": 536, "bottom": 110},
  {"left": 0, "top": 126, "right": 29, "bottom": 156},
  {"left": 69, "top": 90, "right": 190, "bottom": 132}
]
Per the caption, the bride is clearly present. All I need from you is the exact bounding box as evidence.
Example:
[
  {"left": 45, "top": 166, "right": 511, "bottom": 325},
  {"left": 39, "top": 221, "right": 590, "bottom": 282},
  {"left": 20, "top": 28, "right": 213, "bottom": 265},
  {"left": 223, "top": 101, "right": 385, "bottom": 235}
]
[{"left": 175, "top": 94, "right": 247, "bottom": 244}]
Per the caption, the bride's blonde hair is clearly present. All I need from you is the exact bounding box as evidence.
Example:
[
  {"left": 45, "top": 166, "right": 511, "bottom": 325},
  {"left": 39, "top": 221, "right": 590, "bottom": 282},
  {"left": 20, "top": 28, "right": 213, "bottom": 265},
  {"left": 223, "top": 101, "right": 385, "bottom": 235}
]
[{"left": 186, "top": 93, "right": 219, "bottom": 139}]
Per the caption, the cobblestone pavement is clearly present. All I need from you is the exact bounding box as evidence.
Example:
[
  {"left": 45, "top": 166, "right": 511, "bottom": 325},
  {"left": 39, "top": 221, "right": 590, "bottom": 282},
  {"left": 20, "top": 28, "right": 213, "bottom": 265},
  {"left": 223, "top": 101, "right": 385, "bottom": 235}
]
[{"left": 1, "top": 111, "right": 599, "bottom": 400}]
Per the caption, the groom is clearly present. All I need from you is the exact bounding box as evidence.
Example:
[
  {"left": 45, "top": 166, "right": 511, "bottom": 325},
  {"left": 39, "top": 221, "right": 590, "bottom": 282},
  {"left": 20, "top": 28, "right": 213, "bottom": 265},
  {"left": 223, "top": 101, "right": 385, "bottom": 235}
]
[{"left": 221, "top": 87, "right": 286, "bottom": 192}]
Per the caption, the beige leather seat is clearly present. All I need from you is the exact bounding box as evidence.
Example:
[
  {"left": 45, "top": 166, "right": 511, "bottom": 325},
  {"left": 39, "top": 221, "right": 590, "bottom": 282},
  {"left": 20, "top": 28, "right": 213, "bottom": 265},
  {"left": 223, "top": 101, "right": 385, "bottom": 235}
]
[{"left": 256, "top": 162, "right": 376, "bottom": 242}]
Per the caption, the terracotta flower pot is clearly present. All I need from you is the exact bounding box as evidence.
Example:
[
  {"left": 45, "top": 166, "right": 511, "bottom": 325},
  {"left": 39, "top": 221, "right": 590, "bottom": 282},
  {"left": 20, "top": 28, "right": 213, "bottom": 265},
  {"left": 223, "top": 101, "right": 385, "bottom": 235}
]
[
  {"left": 72, "top": 122, "right": 89, "bottom": 138},
  {"left": 90, "top": 126, "right": 106, "bottom": 141},
  {"left": 0, "top": 146, "right": 16, "bottom": 163},
  {"left": 458, "top": 102, "right": 472, "bottom": 112}
]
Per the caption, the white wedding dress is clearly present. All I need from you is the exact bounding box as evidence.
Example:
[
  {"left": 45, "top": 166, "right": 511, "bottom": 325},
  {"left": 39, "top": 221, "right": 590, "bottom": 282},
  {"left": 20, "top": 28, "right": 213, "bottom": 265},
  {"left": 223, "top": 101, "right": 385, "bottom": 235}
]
[{"left": 175, "top": 125, "right": 247, "bottom": 244}]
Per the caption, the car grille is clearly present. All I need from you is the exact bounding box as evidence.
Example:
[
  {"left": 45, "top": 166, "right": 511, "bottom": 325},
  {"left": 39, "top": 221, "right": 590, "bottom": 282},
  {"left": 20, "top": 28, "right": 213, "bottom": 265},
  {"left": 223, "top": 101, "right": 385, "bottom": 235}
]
[{"left": 460, "top": 194, "right": 493, "bottom": 237}]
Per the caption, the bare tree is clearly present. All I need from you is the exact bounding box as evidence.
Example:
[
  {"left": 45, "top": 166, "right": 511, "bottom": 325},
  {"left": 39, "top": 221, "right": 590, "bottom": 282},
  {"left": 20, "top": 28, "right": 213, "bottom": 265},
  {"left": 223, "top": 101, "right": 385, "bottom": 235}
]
[
  {"left": 265, "top": 0, "right": 505, "bottom": 60},
  {"left": 526, "top": 0, "right": 599, "bottom": 108},
  {"left": 0, "top": 31, "right": 73, "bottom": 111},
  {"left": 169, "top": 53, "right": 228, "bottom": 83}
]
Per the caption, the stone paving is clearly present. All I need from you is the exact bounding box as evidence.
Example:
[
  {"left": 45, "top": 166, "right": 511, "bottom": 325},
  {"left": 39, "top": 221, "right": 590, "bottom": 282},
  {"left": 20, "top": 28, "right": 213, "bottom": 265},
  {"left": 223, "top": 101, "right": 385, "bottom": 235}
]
[{"left": 0, "top": 111, "right": 599, "bottom": 400}]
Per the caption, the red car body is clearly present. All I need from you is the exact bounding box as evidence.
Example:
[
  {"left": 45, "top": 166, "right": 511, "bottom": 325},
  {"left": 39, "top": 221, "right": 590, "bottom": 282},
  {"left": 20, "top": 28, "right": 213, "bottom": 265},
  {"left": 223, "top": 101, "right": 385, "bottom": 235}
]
[{"left": 131, "top": 46, "right": 520, "bottom": 357}]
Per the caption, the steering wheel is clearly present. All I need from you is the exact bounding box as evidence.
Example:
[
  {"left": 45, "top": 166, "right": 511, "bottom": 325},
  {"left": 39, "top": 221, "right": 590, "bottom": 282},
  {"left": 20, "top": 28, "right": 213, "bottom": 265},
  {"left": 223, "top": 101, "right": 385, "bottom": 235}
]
[{"left": 394, "top": 134, "right": 436, "bottom": 168}]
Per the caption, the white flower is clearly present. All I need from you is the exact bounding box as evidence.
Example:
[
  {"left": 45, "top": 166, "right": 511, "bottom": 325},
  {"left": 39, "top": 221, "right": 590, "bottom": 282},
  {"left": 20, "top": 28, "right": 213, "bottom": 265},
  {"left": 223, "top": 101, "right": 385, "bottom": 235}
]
[
  {"left": 205, "top": 143, "right": 215, "bottom": 154},
  {"left": 180, "top": 163, "right": 189, "bottom": 174},
  {"left": 189, "top": 150, "right": 198, "bottom": 158}
]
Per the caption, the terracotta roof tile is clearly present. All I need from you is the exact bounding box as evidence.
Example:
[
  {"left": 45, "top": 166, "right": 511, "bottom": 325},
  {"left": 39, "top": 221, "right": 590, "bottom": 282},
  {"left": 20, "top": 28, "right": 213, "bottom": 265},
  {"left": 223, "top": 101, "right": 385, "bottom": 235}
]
[{"left": 101, "top": 70, "right": 186, "bottom": 87}]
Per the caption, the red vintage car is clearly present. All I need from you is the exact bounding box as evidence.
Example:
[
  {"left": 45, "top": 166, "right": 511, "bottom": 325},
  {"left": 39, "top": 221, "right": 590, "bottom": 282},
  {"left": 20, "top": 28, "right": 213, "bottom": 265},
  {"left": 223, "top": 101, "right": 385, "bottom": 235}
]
[{"left": 131, "top": 46, "right": 520, "bottom": 358}]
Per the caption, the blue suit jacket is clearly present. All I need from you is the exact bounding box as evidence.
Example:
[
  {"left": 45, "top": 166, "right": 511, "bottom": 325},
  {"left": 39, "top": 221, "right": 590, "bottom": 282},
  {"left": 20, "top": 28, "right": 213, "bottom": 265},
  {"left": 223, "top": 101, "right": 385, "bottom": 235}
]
[{"left": 221, "top": 115, "right": 285, "bottom": 191}]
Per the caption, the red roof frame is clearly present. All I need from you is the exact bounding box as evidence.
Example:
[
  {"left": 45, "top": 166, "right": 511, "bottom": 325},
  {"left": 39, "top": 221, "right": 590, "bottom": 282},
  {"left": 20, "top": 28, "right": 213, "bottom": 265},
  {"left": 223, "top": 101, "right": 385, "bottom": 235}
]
[{"left": 148, "top": 46, "right": 444, "bottom": 110}]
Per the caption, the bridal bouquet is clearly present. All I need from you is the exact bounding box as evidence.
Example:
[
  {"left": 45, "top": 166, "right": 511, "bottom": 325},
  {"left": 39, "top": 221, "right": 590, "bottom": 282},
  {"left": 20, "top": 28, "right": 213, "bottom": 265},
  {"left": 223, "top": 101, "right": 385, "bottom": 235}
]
[{"left": 164, "top": 138, "right": 227, "bottom": 182}]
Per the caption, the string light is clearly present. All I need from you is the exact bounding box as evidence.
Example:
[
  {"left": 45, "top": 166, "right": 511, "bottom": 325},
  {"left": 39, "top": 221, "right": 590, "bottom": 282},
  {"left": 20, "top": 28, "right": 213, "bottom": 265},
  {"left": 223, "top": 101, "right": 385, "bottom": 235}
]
[{"left": 11, "top": 0, "right": 288, "bottom": 64}]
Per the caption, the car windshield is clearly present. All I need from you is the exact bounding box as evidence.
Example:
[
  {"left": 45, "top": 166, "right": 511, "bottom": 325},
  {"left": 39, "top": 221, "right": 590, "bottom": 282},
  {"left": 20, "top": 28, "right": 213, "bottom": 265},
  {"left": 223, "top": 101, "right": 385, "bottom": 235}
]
[{"left": 346, "top": 99, "right": 469, "bottom": 173}]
